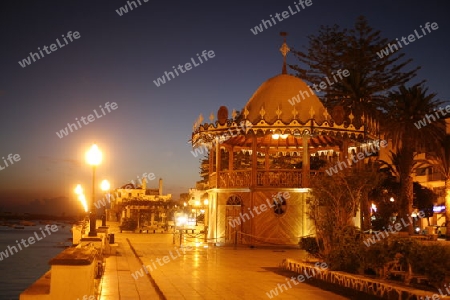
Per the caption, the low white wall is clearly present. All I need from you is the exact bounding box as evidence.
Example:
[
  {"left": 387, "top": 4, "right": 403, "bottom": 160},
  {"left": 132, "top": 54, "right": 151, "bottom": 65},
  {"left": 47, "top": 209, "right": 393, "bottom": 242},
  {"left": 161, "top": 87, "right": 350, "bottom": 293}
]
[{"left": 20, "top": 247, "right": 99, "bottom": 300}]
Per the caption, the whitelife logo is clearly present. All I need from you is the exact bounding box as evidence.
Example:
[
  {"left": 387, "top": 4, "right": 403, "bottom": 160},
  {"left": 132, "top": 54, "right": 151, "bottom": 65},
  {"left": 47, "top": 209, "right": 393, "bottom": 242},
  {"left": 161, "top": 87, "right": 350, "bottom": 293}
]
[
  {"left": 55, "top": 102, "right": 118, "bottom": 139},
  {"left": 414, "top": 104, "right": 450, "bottom": 129},
  {"left": 265, "top": 262, "right": 328, "bottom": 298},
  {"left": 325, "top": 140, "right": 388, "bottom": 176},
  {"left": 363, "top": 211, "right": 426, "bottom": 247},
  {"left": 250, "top": 0, "right": 313, "bottom": 35},
  {"left": 153, "top": 50, "right": 215, "bottom": 87},
  {"left": 287, "top": 69, "right": 350, "bottom": 106},
  {"left": 0, "top": 153, "right": 21, "bottom": 172},
  {"left": 116, "top": 0, "right": 149, "bottom": 16},
  {"left": 18, "top": 31, "right": 81, "bottom": 68},
  {"left": 376, "top": 22, "right": 438, "bottom": 59},
  {"left": 0, "top": 225, "right": 59, "bottom": 261},
  {"left": 190, "top": 121, "right": 252, "bottom": 158},
  {"left": 228, "top": 192, "right": 290, "bottom": 228}
]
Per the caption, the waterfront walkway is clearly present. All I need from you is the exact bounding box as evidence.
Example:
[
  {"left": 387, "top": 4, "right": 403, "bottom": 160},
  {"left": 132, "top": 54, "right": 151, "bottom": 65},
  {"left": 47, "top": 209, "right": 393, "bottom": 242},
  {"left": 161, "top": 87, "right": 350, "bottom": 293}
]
[{"left": 99, "top": 222, "right": 350, "bottom": 300}]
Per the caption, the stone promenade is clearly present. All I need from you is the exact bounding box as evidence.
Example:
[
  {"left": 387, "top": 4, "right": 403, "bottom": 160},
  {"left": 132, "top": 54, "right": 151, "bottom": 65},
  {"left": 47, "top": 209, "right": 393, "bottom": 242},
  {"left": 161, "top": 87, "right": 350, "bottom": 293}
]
[{"left": 99, "top": 222, "right": 352, "bottom": 300}]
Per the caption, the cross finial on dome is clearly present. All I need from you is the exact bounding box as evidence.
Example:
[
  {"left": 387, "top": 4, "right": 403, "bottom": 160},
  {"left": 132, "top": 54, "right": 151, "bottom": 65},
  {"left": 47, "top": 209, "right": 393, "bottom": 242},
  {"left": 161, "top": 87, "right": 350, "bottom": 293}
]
[{"left": 279, "top": 32, "right": 290, "bottom": 75}]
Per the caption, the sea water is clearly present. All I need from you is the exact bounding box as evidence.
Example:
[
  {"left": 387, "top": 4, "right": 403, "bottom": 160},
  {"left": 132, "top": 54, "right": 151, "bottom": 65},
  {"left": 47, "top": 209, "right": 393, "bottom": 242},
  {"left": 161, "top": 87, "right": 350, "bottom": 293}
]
[{"left": 0, "top": 224, "right": 71, "bottom": 300}]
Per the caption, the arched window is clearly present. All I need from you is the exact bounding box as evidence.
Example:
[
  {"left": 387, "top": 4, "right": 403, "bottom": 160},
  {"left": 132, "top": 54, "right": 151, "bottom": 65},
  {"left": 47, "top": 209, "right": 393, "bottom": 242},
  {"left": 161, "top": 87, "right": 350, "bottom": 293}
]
[{"left": 226, "top": 195, "right": 242, "bottom": 206}]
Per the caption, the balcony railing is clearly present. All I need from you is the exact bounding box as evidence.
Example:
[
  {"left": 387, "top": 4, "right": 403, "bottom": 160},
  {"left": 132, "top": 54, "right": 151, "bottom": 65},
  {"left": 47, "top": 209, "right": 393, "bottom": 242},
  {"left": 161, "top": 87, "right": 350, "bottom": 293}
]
[
  {"left": 256, "top": 170, "right": 302, "bottom": 187},
  {"left": 209, "top": 169, "right": 326, "bottom": 188},
  {"left": 219, "top": 170, "right": 251, "bottom": 188},
  {"left": 209, "top": 172, "right": 217, "bottom": 188}
]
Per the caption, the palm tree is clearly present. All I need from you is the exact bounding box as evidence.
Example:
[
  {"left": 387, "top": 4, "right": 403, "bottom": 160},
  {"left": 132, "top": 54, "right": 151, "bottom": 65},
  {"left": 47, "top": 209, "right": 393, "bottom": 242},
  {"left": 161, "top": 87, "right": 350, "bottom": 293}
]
[
  {"left": 378, "top": 151, "right": 428, "bottom": 228},
  {"left": 382, "top": 85, "right": 445, "bottom": 233},
  {"left": 427, "top": 133, "right": 450, "bottom": 240}
]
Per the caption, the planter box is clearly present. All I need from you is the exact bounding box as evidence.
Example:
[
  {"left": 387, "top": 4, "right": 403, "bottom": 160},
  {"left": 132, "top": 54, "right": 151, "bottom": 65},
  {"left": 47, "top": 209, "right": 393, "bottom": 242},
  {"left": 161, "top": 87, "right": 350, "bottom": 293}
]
[{"left": 280, "top": 258, "right": 442, "bottom": 299}]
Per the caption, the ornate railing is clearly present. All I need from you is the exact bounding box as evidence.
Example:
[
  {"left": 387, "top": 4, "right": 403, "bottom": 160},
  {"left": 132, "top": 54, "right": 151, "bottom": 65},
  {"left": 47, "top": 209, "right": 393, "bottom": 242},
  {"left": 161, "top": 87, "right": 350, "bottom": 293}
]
[
  {"left": 256, "top": 170, "right": 302, "bottom": 187},
  {"left": 209, "top": 169, "right": 324, "bottom": 188},
  {"left": 219, "top": 170, "right": 251, "bottom": 188},
  {"left": 209, "top": 172, "right": 217, "bottom": 188}
]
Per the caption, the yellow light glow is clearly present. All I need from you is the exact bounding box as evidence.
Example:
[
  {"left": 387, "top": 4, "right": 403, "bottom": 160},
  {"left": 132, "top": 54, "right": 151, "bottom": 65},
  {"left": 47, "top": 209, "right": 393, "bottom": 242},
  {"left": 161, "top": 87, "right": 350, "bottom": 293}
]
[
  {"left": 204, "top": 199, "right": 209, "bottom": 205},
  {"left": 280, "top": 134, "right": 289, "bottom": 139},
  {"left": 293, "top": 188, "right": 310, "bottom": 193},
  {"left": 272, "top": 134, "right": 280, "bottom": 140},
  {"left": 195, "top": 200, "right": 200, "bottom": 206},
  {"left": 390, "top": 197, "right": 395, "bottom": 202},
  {"left": 78, "top": 194, "right": 88, "bottom": 212},
  {"left": 371, "top": 203, "right": 377, "bottom": 212},
  {"left": 100, "top": 179, "right": 110, "bottom": 191},
  {"left": 177, "top": 216, "right": 187, "bottom": 226},
  {"left": 86, "top": 144, "right": 102, "bottom": 166},
  {"left": 74, "top": 184, "right": 83, "bottom": 195}
]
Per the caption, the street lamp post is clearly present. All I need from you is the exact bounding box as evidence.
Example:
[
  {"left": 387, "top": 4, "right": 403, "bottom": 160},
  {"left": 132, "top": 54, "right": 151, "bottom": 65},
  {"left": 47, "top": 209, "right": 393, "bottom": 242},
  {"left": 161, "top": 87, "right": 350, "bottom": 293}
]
[
  {"left": 86, "top": 144, "right": 102, "bottom": 237},
  {"left": 195, "top": 200, "right": 200, "bottom": 226},
  {"left": 204, "top": 199, "right": 209, "bottom": 242},
  {"left": 100, "top": 179, "right": 110, "bottom": 227}
]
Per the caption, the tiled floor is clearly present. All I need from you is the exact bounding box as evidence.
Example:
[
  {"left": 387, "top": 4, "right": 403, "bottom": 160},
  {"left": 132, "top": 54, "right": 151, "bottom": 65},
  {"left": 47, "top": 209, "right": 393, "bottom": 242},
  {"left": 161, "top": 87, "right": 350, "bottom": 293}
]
[
  {"left": 100, "top": 223, "right": 349, "bottom": 300},
  {"left": 99, "top": 231, "right": 161, "bottom": 300}
]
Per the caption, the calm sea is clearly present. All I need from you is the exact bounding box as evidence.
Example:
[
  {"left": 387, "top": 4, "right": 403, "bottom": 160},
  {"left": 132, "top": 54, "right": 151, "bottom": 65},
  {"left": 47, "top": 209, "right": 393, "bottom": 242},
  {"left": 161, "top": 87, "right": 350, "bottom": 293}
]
[{"left": 0, "top": 224, "right": 72, "bottom": 300}]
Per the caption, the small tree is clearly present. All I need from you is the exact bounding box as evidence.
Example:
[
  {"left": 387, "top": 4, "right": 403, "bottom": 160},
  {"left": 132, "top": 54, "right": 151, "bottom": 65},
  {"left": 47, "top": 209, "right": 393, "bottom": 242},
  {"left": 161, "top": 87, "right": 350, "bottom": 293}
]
[{"left": 308, "top": 167, "right": 381, "bottom": 273}]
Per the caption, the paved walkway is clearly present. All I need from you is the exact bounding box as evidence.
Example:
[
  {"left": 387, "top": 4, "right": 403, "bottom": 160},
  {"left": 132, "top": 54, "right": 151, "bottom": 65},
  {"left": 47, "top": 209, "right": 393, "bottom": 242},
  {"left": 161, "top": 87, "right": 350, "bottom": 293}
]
[
  {"left": 99, "top": 222, "right": 350, "bottom": 300},
  {"left": 99, "top": 228, "right": 161, "bottom": 300}
]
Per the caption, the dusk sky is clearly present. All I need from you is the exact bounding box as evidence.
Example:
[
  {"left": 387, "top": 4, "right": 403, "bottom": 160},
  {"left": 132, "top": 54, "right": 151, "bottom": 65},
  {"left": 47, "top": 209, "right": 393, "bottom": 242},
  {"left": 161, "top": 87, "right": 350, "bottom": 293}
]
[{"left": 0, "top": 0, "right": 449, "bottom": 215}]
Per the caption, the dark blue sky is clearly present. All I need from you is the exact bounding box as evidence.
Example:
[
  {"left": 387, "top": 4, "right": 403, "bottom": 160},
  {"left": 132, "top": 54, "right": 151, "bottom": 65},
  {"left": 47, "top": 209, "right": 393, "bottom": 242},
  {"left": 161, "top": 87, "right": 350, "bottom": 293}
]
[{"left": 0, "top": 0, "right": 449, "bottom": 214}]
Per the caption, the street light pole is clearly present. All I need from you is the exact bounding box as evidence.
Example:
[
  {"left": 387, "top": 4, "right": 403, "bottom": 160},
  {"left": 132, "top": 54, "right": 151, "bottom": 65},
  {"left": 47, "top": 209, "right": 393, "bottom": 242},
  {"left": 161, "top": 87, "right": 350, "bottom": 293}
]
[
  {"left": 89, "top": 165, "right": 97, "bottom": 236},
  {"left": 100, "top": 179, "right": 110, "bottom": 227},
  {"left": 86, "top": 144, "right": 102, "bottom": 237},
  {"left": 195, "top": 200, "right": 200, "bottom": 227},
  {"left": 204, "top": 199, "right": 208, "bottom": 243}
]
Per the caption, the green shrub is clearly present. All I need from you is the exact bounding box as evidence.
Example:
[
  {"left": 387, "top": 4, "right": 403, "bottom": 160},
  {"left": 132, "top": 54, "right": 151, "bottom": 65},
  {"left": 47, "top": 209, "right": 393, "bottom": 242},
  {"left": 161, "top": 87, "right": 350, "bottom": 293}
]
[
  {"left": 299, "top": 237, "right": 320, "bottom": 255},
  {"left": 326, "top": 226, "right": 364, "bottom": 274},
  {"left": 409, "top": 242, "right": 450, "bottom": 287},
  {"left": 362, "top": 236, "right": 450, "bottom": 287},
  {"left": 363, "top": 238, "right": 391, "bottom": 274},
  {"left": 120, "top": 218, "right": 137, "bottom": 231}
]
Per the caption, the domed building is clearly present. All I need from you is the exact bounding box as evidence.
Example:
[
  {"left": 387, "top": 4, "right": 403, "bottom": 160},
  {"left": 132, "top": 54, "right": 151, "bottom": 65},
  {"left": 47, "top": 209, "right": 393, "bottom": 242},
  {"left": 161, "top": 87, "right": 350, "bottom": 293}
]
[{"left": 191, "top": 38, "right": 380, "bottom": 246}]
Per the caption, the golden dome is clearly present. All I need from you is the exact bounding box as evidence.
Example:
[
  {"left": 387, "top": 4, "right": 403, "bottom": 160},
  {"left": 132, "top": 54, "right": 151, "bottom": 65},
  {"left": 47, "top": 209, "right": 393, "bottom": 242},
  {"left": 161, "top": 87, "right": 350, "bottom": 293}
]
[{"left": 244, "top": 74, "right": 327, "bottom": 124}]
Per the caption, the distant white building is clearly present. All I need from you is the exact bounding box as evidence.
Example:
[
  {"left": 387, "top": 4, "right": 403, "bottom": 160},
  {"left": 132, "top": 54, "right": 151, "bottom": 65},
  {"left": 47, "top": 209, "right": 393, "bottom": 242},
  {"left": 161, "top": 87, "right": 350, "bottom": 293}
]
[{"left": 109, "top": 178, "right": 172, "bottom": 228}]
